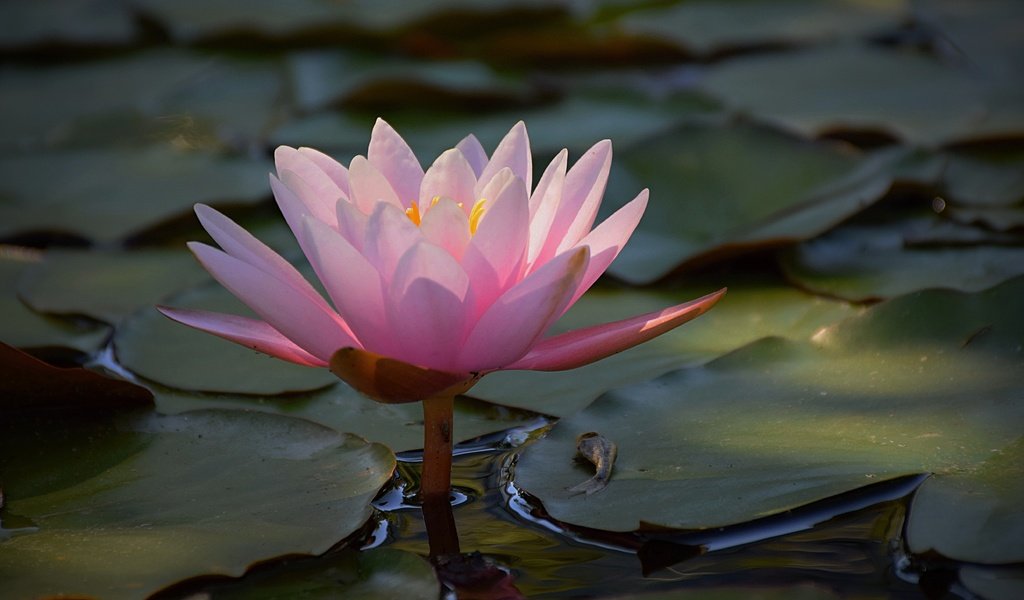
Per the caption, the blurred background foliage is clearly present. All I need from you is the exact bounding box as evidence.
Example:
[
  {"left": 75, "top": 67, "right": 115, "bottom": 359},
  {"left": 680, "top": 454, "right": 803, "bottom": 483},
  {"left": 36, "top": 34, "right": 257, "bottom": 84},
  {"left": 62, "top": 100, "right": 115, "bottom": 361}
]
[{"left": 1, "top": 1, "right": 1023, "bottom": 598}]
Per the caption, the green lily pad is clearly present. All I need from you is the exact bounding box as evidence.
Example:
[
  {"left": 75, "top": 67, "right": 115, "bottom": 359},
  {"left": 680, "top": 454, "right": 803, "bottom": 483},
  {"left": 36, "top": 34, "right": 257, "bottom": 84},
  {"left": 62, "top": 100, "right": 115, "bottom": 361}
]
[
  {"left": 0, "top": 0, "right": 137, "bottom": 50},
  {"left": 153, "top": 386, "right": 538, "bottom": 453},
  {"left": 271, "top": 93, "right": 711, "bottom": 161},
  {"left": 701, "top": 43, "right": 1024, "bottom": 146},
  {"left": 621, "top": 0, "right": 906, "bottom": 55},
  {"left": 0, "top": 50, "right": 284, "bottom": 151},
  {"left": 0, "top": 409, "right": 394, "bottom": 600},
  {"left": 197, "top": 548, "right": 439, "bottom": 599},
  {"left": 906, "top": 438, "right": 1024, "bottom": 563},
  {"left": 605, "top": 120, "right": 902, "bottom": 284},
  {"left": 17, "top": 249, "right": 209, "bottom": 324},
  {"left": 913, "top": 0, "right": 1024, "bottom": 83},
  {"left": 115, "top": 280, "right": 337, "bottom": 395},
  {"left": 960, "top": 566, "right": 1024, "bottom": 600},
  {"left": 288, "top": 51, "right": 529, "bottom": 113},
  {"left": 942, "top": 147, "right": 1024, "bottom": 208},
  {"left": 780, "top": 214, "right": 1024, "bottom": 302},
  {"left": 0, "top": 145, "right": 272, "bottom": 244},
  {"left": 0, "top": 254, "right": 109, "bottom": 353},
  {"left": 471, "top": 278, "right": 856, "bottom": 417},
  {"left": 515, "top": 278, "right": 1024, "bottom": 537},
  {"left": 948, "top": 205, "right": 1024, "bottom": 232}
]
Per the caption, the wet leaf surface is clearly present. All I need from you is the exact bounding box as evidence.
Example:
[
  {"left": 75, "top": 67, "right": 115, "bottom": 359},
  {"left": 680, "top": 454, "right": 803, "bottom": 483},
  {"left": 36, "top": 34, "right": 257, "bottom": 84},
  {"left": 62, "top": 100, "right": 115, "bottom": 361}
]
[
  {"left": 0, "top": 0, "right": 136, "bottom": 50},
  {"left": 701, "top": 43, "right": 1024, "bottom": 146},
  {"left": 515, "top": 278, "right": 1024, "bottom": 545},
  {"left": 471, "top": 278, "right": 857, "bottom": 417},
  {"left": 605, "top": 121, "right": 900, "bottom": 284},
  {"left": 0, "top": 145, "right": 272, "bottom": 244},
  {"left": 0, "top": 253, "right": 110, "bottom": 354},
  {"left": 0, "top": 409, "right": 395, "bottom": 600},
  {"left": 780, "top": 213, "right": 1024, "bottom": 302}
]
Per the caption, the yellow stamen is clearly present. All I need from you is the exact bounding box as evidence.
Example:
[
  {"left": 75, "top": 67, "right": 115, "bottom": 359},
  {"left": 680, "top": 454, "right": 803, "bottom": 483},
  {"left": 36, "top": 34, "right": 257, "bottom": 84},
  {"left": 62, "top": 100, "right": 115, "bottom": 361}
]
[
  {"left": 469, "top": 199, "right": 487, "bottom": 235},
  {"left": 405, "top": 201, "right": 421, "bottom": 226}
]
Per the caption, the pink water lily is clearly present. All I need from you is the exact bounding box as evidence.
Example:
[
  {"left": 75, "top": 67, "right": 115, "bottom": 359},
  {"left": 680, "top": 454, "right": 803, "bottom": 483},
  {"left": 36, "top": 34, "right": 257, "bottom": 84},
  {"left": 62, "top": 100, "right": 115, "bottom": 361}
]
[{"left": 159, "top": 119, "right": 723, "bottom": 401}]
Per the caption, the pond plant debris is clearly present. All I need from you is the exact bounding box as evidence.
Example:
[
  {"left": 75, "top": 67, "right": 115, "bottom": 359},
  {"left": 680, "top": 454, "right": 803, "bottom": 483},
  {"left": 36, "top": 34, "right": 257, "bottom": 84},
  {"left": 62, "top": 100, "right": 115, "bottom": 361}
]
[{"left": 159, "top": 119, "right": 723, "bottom": 554}]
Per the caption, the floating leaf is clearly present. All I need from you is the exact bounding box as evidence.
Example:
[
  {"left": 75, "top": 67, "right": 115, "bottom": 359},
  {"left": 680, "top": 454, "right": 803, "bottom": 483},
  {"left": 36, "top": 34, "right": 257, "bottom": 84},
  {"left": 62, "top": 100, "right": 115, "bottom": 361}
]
[
  {"left": 0, "top": 0, "right": 137, "bottom": 50},
  {"left": 0, "top": 410, "right": 395, "bottom": 600},
  {"left": 17, "top": 249, "right": 208, "bottom": 324},
  {"left": 906, "top": 438, "right": 1024, "bottom": 563},
  {"left": 153, "top": 386, "right": 537, "bottom": 453},
  {"left": 605, "top": 120, "right": 901, "bottom": 284},
  {"left": 959, "top": 566, "right": 1024, "bottom": 600},
  {"left": 471, "top": 279, "right": 856, "bottom": 417},
  {"left": 515, "top": 278, "right": 1024, "bottom": 535},
  {"left": 0, "top": 253, "right": 109, "bottom": 354},
  {"left": 115, "top": 281, "right": 337, "bottom": 395},
  {"left": 780, "top": 213, "right": 1024, "bottom": 302},
  {"left": 0, "top": 145, "right": 271, "bottom": 243},
  {"left": 941, "top": 147, "right": 1024, "bottom": 208},
  {"left": 197, "top": 548, "right": 439, "bottom": 599},
  {"left": 0, "top": 342, "right": 153, "bottom": 417},
  {"left": 621, "top": 0, "right": 907, "bottom": 55},
  {"left": 701, "top": 43, "right": 1024, "bottom": 146},
  {"left": 288, "top": 51, "right": 530, "bottom": 113}
]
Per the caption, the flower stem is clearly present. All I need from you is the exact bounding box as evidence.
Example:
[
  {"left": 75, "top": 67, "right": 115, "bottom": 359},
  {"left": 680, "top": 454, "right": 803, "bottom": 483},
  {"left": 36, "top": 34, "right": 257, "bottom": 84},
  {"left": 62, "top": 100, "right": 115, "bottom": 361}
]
[{"left": 421, "top": 393, "right": 460, "bottom": 557}]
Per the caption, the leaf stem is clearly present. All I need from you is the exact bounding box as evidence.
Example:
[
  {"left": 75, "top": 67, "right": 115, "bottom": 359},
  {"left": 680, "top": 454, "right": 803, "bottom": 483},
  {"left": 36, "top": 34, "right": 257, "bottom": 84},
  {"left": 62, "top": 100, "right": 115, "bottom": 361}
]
[{"left": 421, "top": 393, "right": 460, "bottom": 557}]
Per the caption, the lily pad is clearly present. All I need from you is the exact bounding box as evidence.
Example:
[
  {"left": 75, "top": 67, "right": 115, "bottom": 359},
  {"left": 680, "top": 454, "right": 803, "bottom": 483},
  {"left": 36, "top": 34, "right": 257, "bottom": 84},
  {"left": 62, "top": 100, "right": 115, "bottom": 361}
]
[
  {"left": 701, "top": 43, "right": 1024, "bottom": 146},
  {"left": 0, "top": 50, "right": 284, "bottom": 151},
  {"left": 471, "top": 279, "right": 857, "bottom": 417},
  {"left": 0, "top": 409, "right": 394, "bottom": 600},
  {"left": 270, "top": 94, "right": 708, "bottom": 162},
  {"left": 621, "top": 0, "right": 907, "bottom": 55},
  {"left": 780, "top": 214, "right": 1024, "bottom": 302},
  {"left": 0, "top": 253, "right": 109, "bottom": 353},
  {"left": 960, "top": 566, "right": 1024, "bottom": 600},
  {"left": 941, "top": 147, "right": 1024, "bottom": 208},
  {"left": 17, "top": 249, "right": 209, "bottom": 324},
  {"left": 0, "top": 341, "right": 152, "bottom": 417},
  {"left": 0, "top": 145, "right": 272, "bottom": 244},
  {"left": 906, "top": 438, "right": 1024, "bottom": 563},
  {"left": 515, "top": 278, "right": 1024, "bottom": 538},
  {"left": 115, "top": 280, "right": 337, "bottom": 395},
  {"left": 153, "top": 386, "right": 538, "bottom": 453},
  {"left": 288, "top": 51, "right": 530, "bottom": 113},
  {"left": 197, "top": 547, "right": 439, "bottom": 599},
  {"left": 0, "top": 0, "right": 137, "bottom": 50},
  {"left": 605, "top": 120, "right": 902, "bottom": 284}
]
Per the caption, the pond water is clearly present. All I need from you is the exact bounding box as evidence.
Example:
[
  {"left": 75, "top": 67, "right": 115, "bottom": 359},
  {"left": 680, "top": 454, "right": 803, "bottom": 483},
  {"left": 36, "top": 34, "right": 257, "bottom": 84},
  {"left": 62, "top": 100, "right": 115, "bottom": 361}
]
[{"left": 151, "top": 422, "right": 959, "bottom": 599}]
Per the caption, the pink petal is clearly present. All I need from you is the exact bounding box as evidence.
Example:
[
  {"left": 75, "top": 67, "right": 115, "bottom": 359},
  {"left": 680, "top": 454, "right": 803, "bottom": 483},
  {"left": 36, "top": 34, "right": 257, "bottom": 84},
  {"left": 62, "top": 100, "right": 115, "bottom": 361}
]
[
  {"left": 475, "top": 166, "right": 515, "bottom": 214},
  {"left": 456, "top": 246, "right": 589, "bottom": 372},
  {"left": 505, "top": 288, "right": 726, "bottom": 372},
  {"left": 368, "top": 118, "right": 423, "bottom": 207},
  {"left": 298, "top": 147, "right": 350, "bottom": 198},
  {"left": 535, "top": 140, "right": 613, "bottom": 265},
  {"left": 567, "top": 189, "right": 648, "bottom": 307},
  {"left": 386, "top": 242, "right": 470, "bottom": 371},
  {"left": 275, "top": 147, "right": 346, "bottom": 225},
  {"left": 194, "top": 203, "right": 319, "bottom": 301},
  {"left": 363, "top": 202, "right": 423, "bottom": 284},
  {"left": 420, "top": 197, "right": 471, "bottom": 260},
  {"left": 272, "top": 169, "right": 338, "bottom": 230},
  {"left": 478, "top": 121, "right": 531, "bottom": 196},
  {"left": 348, "top": 155, "right": 403, "bottom": 214},
  {"left": 456, "top": 134, "right": 488, "bottom": 177},
  {"left": 336, "top": 198, "right": 369, "bottom": 251},
  {"left": 156, "top": 307, "right": 326, "bottom": 367},
  {"left": 526, "top": 149, "right": 568, "bottom": 265},
  {"left": 462, "top": 175, "right": 530, "bottom": 313},
  {"left": 420, "top": 148, "right": 477, "bottom": 207},
  {"left": 299, "top": 216, "right": 393, "bottom": 356},
  {"left": 188, "top": 242, "right": 357, "bottom": 362}
]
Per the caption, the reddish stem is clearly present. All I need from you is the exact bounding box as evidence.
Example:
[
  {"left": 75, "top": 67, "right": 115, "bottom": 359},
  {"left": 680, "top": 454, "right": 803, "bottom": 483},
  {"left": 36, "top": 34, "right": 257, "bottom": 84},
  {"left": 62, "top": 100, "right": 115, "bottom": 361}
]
[{"left": 421, "top": 393, "right": 460, "bottom": 557}]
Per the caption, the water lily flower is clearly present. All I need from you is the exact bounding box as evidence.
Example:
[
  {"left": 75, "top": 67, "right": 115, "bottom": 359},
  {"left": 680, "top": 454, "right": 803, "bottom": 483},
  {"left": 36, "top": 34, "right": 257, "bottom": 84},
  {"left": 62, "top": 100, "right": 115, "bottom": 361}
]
[
  {"left": 158, "top": 119, "right": 723, "bottom": 510},
  {"left": 159, "top": 119, "right": 723, "bottom": 400}
]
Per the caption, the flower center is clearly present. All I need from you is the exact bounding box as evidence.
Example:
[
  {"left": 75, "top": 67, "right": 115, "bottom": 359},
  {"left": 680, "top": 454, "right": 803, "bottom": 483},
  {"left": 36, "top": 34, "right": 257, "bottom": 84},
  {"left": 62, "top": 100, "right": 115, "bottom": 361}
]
[{"left": 405, "top": 197, "right": 488, "bottom": 235}]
